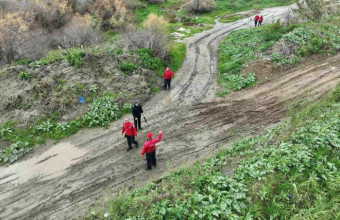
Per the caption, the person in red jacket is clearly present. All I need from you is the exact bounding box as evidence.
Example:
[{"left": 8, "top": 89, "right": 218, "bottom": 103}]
[
  {"left": 254, "top": 14, "right": 259, "bottom": 27},
  {"left": 163, "top": 67, "right": 176, "bottom": 90},
  {"left": 122, "top": 118, "right": 138, "bottom": 151},
  {"left": 258, "top": 15, "right": 263, "bottom": 26},
  {"left": 141, "top": 131, "right": 162, "bottom": 170}
]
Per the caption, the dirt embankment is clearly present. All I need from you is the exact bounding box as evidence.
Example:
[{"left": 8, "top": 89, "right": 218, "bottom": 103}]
[
  {"left": 1, "top": 4, "right": 340, "bottom": 220},
  {"left": 0, "top": 53, "right": 160, "bottom": 128}
]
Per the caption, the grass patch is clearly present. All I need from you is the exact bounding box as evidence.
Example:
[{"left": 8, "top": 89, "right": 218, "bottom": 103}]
[
  {"left": 84, "top": 84, "right": 340, "bottom": 220},
  {"left": 151, "top": 86, "right": 160, "bottom": 93},
  {"left": 168, "top": 42, "right": 186, "bottom": 72}
]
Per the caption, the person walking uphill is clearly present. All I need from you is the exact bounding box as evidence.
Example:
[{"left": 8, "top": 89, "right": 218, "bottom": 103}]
[
  {"left": 132, "top": 99, "right": 143, "bottom": 130},
  {"left": 254, "top": 14, "right": 259, "bottom": 27},
  {"left": 163, "top": 67, "right": 176, "bottom": 90},
  {"left": 141, "top": 131, "right": 162, "bottom": 170},
  {"left": 122, "top": 118, "right": 138, "bottom": 151}
]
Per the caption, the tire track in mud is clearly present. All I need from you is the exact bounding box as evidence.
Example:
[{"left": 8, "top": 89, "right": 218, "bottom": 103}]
[{"left": 1, "top": 4, "right": 340, "bottom": 220}]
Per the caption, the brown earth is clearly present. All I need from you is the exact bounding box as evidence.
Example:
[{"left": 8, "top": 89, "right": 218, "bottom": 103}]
[
  {"left": 1, "top": 4, "right": 340, "bottom": 220},
  {"left": 0, "top": 53, "right": 160, "bottom": 128}
]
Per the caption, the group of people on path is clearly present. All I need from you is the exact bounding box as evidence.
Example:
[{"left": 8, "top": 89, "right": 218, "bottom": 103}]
[
  {"left": 254, "top": 14, "right": 264, "bottom": 27},
  {"left": 121, "top": 66, "right": 176, "bottom": 171}
]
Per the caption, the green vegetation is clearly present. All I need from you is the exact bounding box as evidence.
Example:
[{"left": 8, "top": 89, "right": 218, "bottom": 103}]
[
  {"left": 15, "top": 48, "right": 85, "bottom": 68},
  {"left": 168, "top": 42, "right": 186, "bottom": 72},
  {"left": 218, "top": 21, "right": 291, "bottom": 74},
  {"left": 85, "top": 84, "right": 340, "bottom": 220},
  {"left": 217, "top": 21, "right": 292, "bottom": 95},
  {"left": 217, "top": 15, "right": 340, "bottom": 96},
  {"left": 217, "top": 72, "right": 256, "bottom": 96},
  {"left": 0, "top": 94, "right": 122, "bottom": 164},
  {"left": 136, "top": 48, "right": 165, "bottom": 75},
  {"left": 135, "top": 0, "right": 185, "bottom": 24},
  {"left": 65, "top": 48, "right": 85, "bottom": 68},
  {"left": 18, "top": 71, "right": 32, "bottom": 80},
  {"left": 272, "top": 16, "right": 340, "bottom": 64},
  {"left": 120, "top": 62, "right": 137, "bottom": 73}
]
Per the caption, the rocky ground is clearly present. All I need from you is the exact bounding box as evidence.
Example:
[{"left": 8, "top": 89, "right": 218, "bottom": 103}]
[{"left": 1, "top": 4, "right": 340, "bottom": 220}]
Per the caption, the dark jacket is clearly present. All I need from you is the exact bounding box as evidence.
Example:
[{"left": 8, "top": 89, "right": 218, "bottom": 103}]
[{"left": 132, "top": 104, "right": 143, "bottom": 118}]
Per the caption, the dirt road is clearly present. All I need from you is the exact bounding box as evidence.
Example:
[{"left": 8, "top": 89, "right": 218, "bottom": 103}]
[{"left": 1, "top": 5, "right": 340, "bottom": 220}]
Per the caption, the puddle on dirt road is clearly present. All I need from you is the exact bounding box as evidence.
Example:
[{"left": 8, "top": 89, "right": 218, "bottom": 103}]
[{"left": 0, "top": 142, "right": 87, "bottom": 185}]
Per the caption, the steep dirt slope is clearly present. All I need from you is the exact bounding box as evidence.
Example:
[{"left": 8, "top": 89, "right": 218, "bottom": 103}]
[{"left": 1, "top": 4, "right": 340, "bottom": 220}]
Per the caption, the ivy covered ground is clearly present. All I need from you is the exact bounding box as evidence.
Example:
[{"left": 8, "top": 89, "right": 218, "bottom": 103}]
[
  {"left": 218, "top": 16, "right": 340, "bottom": 96},
  {"left": 86, "top": 84, "right": 340, "bottom": 219}
]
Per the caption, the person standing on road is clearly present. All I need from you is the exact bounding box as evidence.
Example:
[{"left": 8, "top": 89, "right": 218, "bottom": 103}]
[
  {"left": 254, "top": 14, "right": 259, "bottom": 27},
  {"left": 132, "top": 99, "right": 143, "bottom": 131},
  {"left": 259, "top": 15, "right": 263, "bottom": 26},
  {"left": 122, "top": 118, "right": 138, "bottom": 151},
  {"left": 141, "top": 131, "right": 162, "bottom": 170},
  {"left": 163, "top": 67, "right": 176, "bottom": 90}
]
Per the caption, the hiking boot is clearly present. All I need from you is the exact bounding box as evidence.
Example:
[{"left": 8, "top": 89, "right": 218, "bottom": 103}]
[
  {"left": 126, "top": 147, "right": 132, "bottom": 151},
  {"left": 145, "top": 168, "right": 152, "bottom": 171},
  {"left": 135, "top": 142, "right": 139, "bottom": 148},
  {"left": 139, "top": 127, "right": 143, "bottom": 130}
]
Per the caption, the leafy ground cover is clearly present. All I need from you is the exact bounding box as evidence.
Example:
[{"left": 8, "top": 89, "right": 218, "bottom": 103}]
[
  {"left": 84, "top": 83, "right": 340, "bottom": 220},
  {"left": 217, "top": 15, "right": 340, "bottom": 96},
  {"left": 217, "top": 21, "right": 293, "bottom": 96},
  {"left": 271, "top": 15, "right": 340, "bottom": 64},
  {"left": 0, "top": 94, "right": 121, "bottom": 163}
]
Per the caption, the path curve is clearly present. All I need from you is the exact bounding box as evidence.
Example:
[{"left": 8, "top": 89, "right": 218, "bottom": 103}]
[{"left": 2, "top": 4, "right": 340, "bottom": 220}]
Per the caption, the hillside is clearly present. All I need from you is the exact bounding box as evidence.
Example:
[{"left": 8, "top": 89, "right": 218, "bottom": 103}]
[{"left": 0, "top": 0, "right": 340, "bottom": 220}]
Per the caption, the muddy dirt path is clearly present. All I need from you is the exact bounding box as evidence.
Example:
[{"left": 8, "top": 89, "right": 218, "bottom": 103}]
[{"left": 1, "top": 5, "right": 340, "bottom": 220}]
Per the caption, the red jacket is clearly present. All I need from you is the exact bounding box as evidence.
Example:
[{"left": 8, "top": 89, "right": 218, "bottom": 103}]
[
  {"left": 141, "top": 133, "right": 162, "bottom": 155},
  {"left": 122, "top": 122, "right": 137, "bottom": 136},
  {"left": 259, "top": 16, "right": 263, "bottom": 22},
  {"left": 163, "top": 70, "right": 175, "bottom": 80},
  {"left": 254, "top": 15, "right": 259, "bottom": 21}
]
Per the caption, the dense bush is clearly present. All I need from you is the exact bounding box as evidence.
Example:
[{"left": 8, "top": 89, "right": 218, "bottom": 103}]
[
  {"left": 65, "top": 48, "right": 85, "bottom": 68},
  {"left": 32, "top": 0, "right": 72, "bottom": 32},
  {"left": 0, "top": 0, "right": 100, "bottom": 64},
  {"left": 124, "top": 14, "right": 169, "bottom": 59},
  {"left": 187, "top": 0, "right": 216, "bottom": 13}
]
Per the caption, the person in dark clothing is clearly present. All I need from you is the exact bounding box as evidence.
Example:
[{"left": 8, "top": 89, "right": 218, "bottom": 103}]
[
  {"left": 132, "top": 99, "right": 144, "bottom": 130},
  {"left": 141, "top": 131, "right": 162, "bottom": 170},
  {"left": 254, "top": 14, "right": 259, "bottom": 27},
  {"left": 121, "top": 118, "right": 138, "bottom": 151}
]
